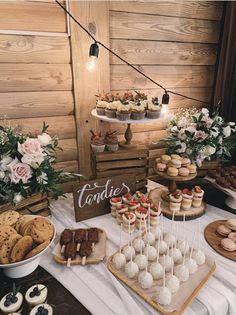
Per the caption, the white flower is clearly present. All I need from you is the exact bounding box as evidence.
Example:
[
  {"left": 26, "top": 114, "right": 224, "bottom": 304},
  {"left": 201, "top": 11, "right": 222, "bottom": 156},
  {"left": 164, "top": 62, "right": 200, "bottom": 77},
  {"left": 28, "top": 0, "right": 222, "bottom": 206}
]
[
  {"left": 229, "top": 122, "right": 235, "bottom": 126},
  {"left": 171, "top": 126, "right": 178, "bottom": 132},
  {"left": 218, "top": 136, "right": 223, "bottom": 144},
  {"left": 185, "top": 126, "right": 196, "bottom": 134},
  {"left": 37, "top": 172, "right": 48, "bottom": 185},
  {"left": 38, "top": 133, "right": 52, "bottom": 146},
  {"left": 210, "top": 129, "right": 219, "bottom": 138},
  {"left": 0, "top": 155, "right": 13, "bottom": 171},
  {"left": 177, "top": 117, "right": 188, "bottom": 128},
  {"left": 0, "top": 170, "right": 5, "bottom": 179},
  {"left": 178, "top": 129, "right": 187, "bottom": 140},
  {"left": 204, "top": 145, "right": 216, "bottom": 156},
  {"left": 13, "top": 193, "right": 23, "bottom": 204},
  {"left": 223, "top": 126, "right": 231, "bottom": 137},
  {"left": 196, "top": 157, "right": 203, "bottom": 167},
  {"left": 21, "top": 153, "right": 45, "bottom": 169},
  {"left": 176, "top": 141, "right": 186, "bottom": 153},
  {"left": 201, "top": 108, "right": 209, "bottom": 116}
]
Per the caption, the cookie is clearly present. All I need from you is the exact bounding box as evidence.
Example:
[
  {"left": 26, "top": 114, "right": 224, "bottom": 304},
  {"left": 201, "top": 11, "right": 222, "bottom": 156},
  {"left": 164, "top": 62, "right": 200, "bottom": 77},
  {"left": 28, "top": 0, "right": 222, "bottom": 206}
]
[
  {"left": 19, "top": 217, "right": 34, "bottom": 235},
  {"left": 0, "top": 210, "right": 20, "bottom": 227},
  {"left": 0, "top": 225, "right": 17, "bottom": 247},
  {"left": 15, "top": 215, "right": 25, "bottom": 233},
  {"left": 10, "top": 235, "right": 33, "bottom": 263},
  {"left": 226, "top": 219, "right": 236, "bottom": 231},
  {"left": 28, "top": 217, "right": 54, "bottom": 244},
  {"left": 0, "top": 234, "right": 22, "bottom": 264},
  {"left": 25, "top": 240, "right": 50, "bottom": 259}
]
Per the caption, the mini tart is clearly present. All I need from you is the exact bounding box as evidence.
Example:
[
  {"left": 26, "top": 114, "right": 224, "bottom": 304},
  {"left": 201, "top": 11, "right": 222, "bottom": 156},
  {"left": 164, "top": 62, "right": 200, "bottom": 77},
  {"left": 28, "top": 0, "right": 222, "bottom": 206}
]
[
  {"left": 128, "top": 200, "right": 140, "bottom": 211},
  {"left": 116, "top": 204, "right": 128, "bottom": 214},
  {"left": 169, "top": 192, "right": 182, "bottom": 203},
  {"left": 30, "top": 303, "right": 53, "bottom": 315},
  {"left": 187, "top": 164, "right": 197, "bottom": 174},
  {"left": 181, "top": 158, "right": 191, "bottom": 167},
  {"left": 122, "top": 193, "right": 133, "bottom": 204},
  {"left": 192, "top": 186, "right": 204, "bottom": 198},
  {"left": 161, "top": 155, "right": 171, "bottom": 164},
  {"left": 110, "top": 197, "right": 122, "bottom": 207},
  {"left": 25, "top": 284, "right": 48, "bottom": 307},
  {"left": 156, "top": 162, "right": 167, "bottom": 172},
  {"left": 135, "top": 207, "right": 148, "bottom": 219},
  {"left": 0, "top": 292, "right": 23, "bottom": 314},
  {"left": 167, "top": 167, "right": 178, "bottom": 177},
  {"left": 169, "top": 159, "right": 181, "bottom": 169},
  {"left": 171, "top": 154, "right": 181, "bottom": 160},
  {"left": 122, "top": 212, "right": 136, "bottom": 225}
]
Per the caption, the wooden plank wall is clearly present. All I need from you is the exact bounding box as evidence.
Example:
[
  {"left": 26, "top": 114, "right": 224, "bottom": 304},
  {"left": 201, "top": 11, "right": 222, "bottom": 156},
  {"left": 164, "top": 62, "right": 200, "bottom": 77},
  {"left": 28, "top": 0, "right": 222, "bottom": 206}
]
[
  {"left": 109, "top": 1, "right": 223, "bottom": 146},
  {"left": 0, "top": 0, "right": 78, "bottom": 174}
]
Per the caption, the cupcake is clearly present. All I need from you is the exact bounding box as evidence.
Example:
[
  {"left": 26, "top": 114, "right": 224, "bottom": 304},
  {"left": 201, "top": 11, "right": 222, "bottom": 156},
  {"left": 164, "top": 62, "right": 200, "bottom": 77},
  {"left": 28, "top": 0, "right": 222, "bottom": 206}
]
[
  {"left": 146, "top": 97, "right": 162, "bottom": 119},
  {"left": 116, "top": 204, "right": 128, "bottom": 224},
  {"left": 90, "top": 131, "right": 105, "bottom": 153},
  {"left": 95, "top": 93, "right": 108, "bottom": 115},
  {"left": 131, "top": 91, "right": 147, "bottom": 120},
  {"left": 25, "top": 284, "right": 48, "bottom": 307},
  {"left": 30, "top": 304, "right": 53, "bottom": 315},
  {"left": 181, "top": 189, "right": 193, "bottom": 210},
  {"left": 169, "top": 192, "right": 182, "bottom": 212},
  {"left": 122, "top": 212, "right": 136, "bottom": 233},
  {"left": 105, "top": 93, "right": 117, "bottom": 118},
  {"left": 122, "top": 192, "right": 133, "bottom": 204},
  {"left": 0, "top": 287, "right": 23, "bottom": 315},
  {"left": 192, "top": 186, "right": 204, "bottom": 208},
  {"left": 128, "top": 200, "right": 140, "bottom": 211},
  {"left": 135, "top": 207, "right": 148, "bottom": 229},
  {"left": 117, "top": 94, "right": 131, "bottom": 121},
  {"left": 105, "top": 131, "right": 119, "bottom": 152}
]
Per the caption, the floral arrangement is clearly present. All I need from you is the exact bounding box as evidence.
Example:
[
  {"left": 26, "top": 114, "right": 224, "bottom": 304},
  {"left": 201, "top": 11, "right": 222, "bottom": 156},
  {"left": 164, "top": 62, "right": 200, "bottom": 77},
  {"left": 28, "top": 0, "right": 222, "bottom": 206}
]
[
  {"left": 163, "top": 108, "right": 236, "bottom": 167},
  {"left": 0, "top": 122, "right": 80, "bottom": 205}
]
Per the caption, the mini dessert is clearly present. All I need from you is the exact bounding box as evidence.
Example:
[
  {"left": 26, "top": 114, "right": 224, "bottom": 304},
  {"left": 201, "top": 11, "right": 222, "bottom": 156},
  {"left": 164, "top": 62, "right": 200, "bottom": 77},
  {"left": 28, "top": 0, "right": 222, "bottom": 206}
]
[
  {"left": 116, "top": 204, "right": 128, "bottom": 225},
  {"left": 60, "top": 229, "right": 73, "bottom": 253},
  {"left": 146, "top": 97, "right": 162, "bottom": 119},
  {"left": 116, "top": 100, "right": 131, "bottom": 121},
  {"left": 161, "top": 155, "right": 171, "bottom": 165},
  {"left": 128, "top": 200, "right": 140, "bottom": 211},
  {"left": 133, "top": 238, "right": 145, "bottom": 253},
  {"left": 138, "top": 271, "right": 153, "bottom": 289},
  {"left": 133, "top": 191, "right": 144, "bottom": 201},
  {"left": 88, "top": 228, "right": 99, "bottom": 251},
  {"left": 185, "top": 257, "right": 198, "bottom": 274},
  {"left": 105, "top": 94, "right": 117, "bottom": 118},
  {"left": 95, "top": 93, "right": 107, "bottom": 115},
  {"left": 166, "top": 273, "right": 180, "bottom": 294},
  {"left": 187, "top": 164, "right": 197, "bottom": 174},
  {"left": 134, "top": 253, "right": 148, "bottom": 270},
  {"left": 174, "top": 264, "right": 189, "bottom": 282},
  {"left": 105, "top": 131, "right": 119, "bottom": 152},
  {"left": 110, "top": 205, "right": 117, "bottom": 218},
  {"left": 192, "top": 249, "right": 205, "bottom": 265},
  {"left": 149, "top": 238, "right": 163, "bottom": 280},
  {"left": 169, "top": 192, "right": 182, "bottom": 213},
  {"left": 122, "top": 193, "right": 133, "bottom": 204},
  {"left": 181, "top": 158, "right": 191, "bottom": 167},
  {"left": 177, "top": 240, "right": 189, "bottom": 255},
  {"left": 149, "top": 203, "right": 161, "bottom": 227},
  {"left": 122, "top": 244, "right": 135, "bottom": 261},
  {"left": 228, "top": 232, "right": 236, "bottom": 242},
  {"left": 156, "top": 256, "right": 172, "bottom": 306},
  {"left": 170, "top": 154, "right": 181, "bottom": 160},
  {"left": 226, "top": 219, "right": 236, "bottom": 231},
  {"left": 221, "top": 238, "right": 236, "bottom": 252},
  {"left": 29, "top": 303, "right": 53, "bottom": 315},
  {"left": 74, "top": 229, "right": 87, "bottom": 252},
  {"left": 178, "top": 167, "right": 190, "bottom": 177},
  {"left": 25, "top": 285, "right": 48, "bottom": 307},
  {"left": 171, "top": 244, "right": 182, "bottom": 264},
  {"left": 181, "top": 188, "right": 193, "bottom": 210},
  {"left": 64, "top": 241, "right": 77, "bottom": 265},
  {"left": 0, "top": 234, "right": 22, "bottom": 264},
  {"left": 112, "top": 252, "right": 126, "bottom": 269},
  {"left": 144, "top": 244, "right": 157, "bottom": 261},
  {"left": 124, "top": 261, "right": 139, "bottom": 278},
  {"left": 122, "top": 212, "right": 136, "bottom": 233},
  {"left": 216, "top": 224, "right": 231, "bottom": 237},
  {"left": 0, "top": 285, "right": 23, "bottom": 315},
  {"left": 131, "top": 91, "right": 147, "bottom": 120},
  {"left": 167, "top": 167, "right": 178, "bottom": 177},
  {"left": 156, "top": 162, "right": 167, "bottom": 172},
  {"left": 0, "top": 210, "right": 20, "bottom": 227},
  {"left": 160, "top": 252, "right": 173, "bottom": 273},
  {"left": 192, "top": 186, "right": 204, "bottom": 207},
  {"left": 90, "top": 131, "right": 105, "bottom": 153},
  {"left": 110, "top": 197, "right": 122, "bottom": 207},
  {"left": 140, "top": 196, "right": 151, "bottom": 208},
  {"left": 159, "top": 239, "right": 168, "bottom": 255},
  {"left": 135, "top": 207, "right": 148, "bottom": 229},
  {"left": 79, "top": 241, "right": 93, "bottom": 265},
  {"left": 169, "top": 159, "right": 181, "bottom": 169},
  {"left": 143, "top": 231, "right": 155, "bottom": 245},
  {"left": 163, "top": 234, "right": 176, "bottom": 248}
]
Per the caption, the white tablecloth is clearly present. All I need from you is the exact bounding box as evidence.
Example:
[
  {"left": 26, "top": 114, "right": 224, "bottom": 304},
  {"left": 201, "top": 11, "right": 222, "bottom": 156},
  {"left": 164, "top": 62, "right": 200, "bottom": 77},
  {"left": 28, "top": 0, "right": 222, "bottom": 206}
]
[{"left": 40, "top": 181, "right": 236, "bottom": 315}]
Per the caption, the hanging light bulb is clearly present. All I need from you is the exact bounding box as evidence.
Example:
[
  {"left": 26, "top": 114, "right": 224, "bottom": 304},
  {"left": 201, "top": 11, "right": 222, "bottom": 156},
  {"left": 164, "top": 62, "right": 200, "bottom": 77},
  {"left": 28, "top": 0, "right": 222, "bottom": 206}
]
[
  {"left": 86, "top": 42, "right": 99, "bottom": 72},
  {"left": 161, "top": 90, "right": 169, "bottom": 117}
]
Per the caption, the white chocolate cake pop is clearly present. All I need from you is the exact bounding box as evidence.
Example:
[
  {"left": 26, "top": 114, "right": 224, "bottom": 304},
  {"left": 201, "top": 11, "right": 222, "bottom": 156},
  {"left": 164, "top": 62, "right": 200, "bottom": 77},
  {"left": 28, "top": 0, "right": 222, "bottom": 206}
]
[
  {"left": 144, "top": 244, "right": 157, "bottom": 261},
  {"left": 113, "top": 224, "right": 126, "bottom": 269},
  {"left": 164, "top": 234, "right": 176, "bottom": 248},
  {"left": 125, "top": 261, "right": 139, "bottom": 278},
  {"left": 143, "top": 231, "right": 155, "bottom": 245},
  {"left": 149, "top": 237, "right": 163, "bottom": 280},
  {"left": 122, "top": 221, "right": 135, "bottom": 260},
  {"left": 159, "top": 239, "right": 168, "bottom": 255},
  {"left": 174, "top": 243, "right": 189, "bottom": 282},
  {"left": 138, "top": 271, "right": 153, "bottom": 289},
  {"left": 185, "top": 233, "right": 198, "bottom": 274},
  {"left": 171, "top": 222, "right": 182, "bottom": 264},
  {"left": 177, "top": 214, "right": 189, "bottom": 255},
  {"left": 135, "top": 254, "right": 148, "bottom": 270},
  {"left": 156, "top": 255, "right": 172, "bottom": 306},
  {"left": 192, "top": 249, "right": 205, "bottom": 265},
  {"left": 159, "top": 239, "right": 173, "bottom": 273},
  {"left": 166, "top": 242, "right": 180, "bottom": 293},
  {"left": 151, "top": 226, "right": 162, "bottom": 240},
  {"left": 133, "top": 238, "right": 145, "bottom": 253}
]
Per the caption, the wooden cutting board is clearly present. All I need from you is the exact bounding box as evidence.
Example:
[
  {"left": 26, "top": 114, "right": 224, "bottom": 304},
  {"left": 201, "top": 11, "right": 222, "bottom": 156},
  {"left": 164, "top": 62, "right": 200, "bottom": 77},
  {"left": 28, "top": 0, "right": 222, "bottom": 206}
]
[{"left": 204, "top": 220, "right": 236, "bottom": 262}]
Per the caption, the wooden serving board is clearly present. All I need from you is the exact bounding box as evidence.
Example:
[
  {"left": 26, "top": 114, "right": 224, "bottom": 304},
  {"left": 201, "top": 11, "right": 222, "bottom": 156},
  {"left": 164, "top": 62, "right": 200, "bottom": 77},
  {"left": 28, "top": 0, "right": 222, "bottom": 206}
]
[
  {"left": 204, "top": 220, "right": 236, "bottom": 262},
  {"left": 107, "top": 246, "right": 216, "bottom": 315},
  {"left": 155, "top": 170, "right": 197, "bottom": 182},
  {"left": 149, "top": 187, "right": 206, "bottom": 221},
  {"left": 53, "top": 229, "right": 106, "bottom": 265}
]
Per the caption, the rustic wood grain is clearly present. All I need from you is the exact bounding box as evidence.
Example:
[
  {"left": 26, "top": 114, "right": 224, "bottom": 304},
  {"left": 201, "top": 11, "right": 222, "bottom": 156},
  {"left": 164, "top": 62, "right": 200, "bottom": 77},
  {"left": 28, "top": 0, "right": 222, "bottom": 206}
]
[
  {"left": 9, "top": 115, "right": 76, "bottom": 139},
  {"left": 0, "top": 91, "right": 74, "bottom": 118},
  {"left": 110, "top": 11, "right": 221, "bottom": 44},
  {"left": 111, "top": 65, "right": 214, "bottom": 90},
  {"left": 110, "top": 1, "right": 223, "bottom": 21},
  {"left": 96, "top": 168, "right": 146, "bottom": 179},
  {"left": 70, "top": 1, "right": 110, "bottom": 177},
  {"left": 0, "top": 64, "right": 72, "bottom": 92},
  {"left": 0, "top": 35, "right": 70, "bottom": 63},
  {"left": 0, "top": 1, "right": 67, "bottom": 33},
  {"left": 110, "top": 39, "right": 217, "bottom": 66},
  {"left": 54, "top": 160, "right": 78, "bottom": 173},
  {"left": 56, "top": 138, "right": 78, "bottom": 162}
]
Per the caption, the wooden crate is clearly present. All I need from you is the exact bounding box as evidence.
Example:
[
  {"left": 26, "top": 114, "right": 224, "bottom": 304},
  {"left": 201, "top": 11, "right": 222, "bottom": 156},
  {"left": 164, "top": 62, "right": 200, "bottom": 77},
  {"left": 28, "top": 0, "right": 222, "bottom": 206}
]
[
  {"left": 91, "top": 148, "right": 148, "bottom": 191},
  {"left": 0, "top": 193, "right": 50, "bottom": 217}
]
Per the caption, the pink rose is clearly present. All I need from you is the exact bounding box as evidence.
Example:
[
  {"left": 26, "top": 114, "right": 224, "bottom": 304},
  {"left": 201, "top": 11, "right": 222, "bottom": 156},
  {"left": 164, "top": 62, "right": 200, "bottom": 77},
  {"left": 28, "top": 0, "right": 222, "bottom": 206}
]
[
  {"left": 202, "top": 116, "right": 213, "bottom": 128},
  {"left": 195, "top": 130, "right": 207, "bottom": 141},
  {"left": 7, "top": 158, "right": 32, "bottom": 184},
  {"left": 18, "top": 138, "right": 43, "bottom": 156}
]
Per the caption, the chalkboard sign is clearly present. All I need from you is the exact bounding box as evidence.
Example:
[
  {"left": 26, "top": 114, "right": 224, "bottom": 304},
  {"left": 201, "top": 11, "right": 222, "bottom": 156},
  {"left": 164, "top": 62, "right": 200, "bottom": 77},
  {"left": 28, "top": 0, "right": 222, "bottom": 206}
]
[{"left": 73, "top": 174, "right": 137, "bottom": 222}]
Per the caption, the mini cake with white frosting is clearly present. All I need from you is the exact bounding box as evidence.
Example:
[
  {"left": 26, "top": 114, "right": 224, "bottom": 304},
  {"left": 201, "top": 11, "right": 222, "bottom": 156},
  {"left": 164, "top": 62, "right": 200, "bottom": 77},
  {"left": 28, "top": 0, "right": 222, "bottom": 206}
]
[
  {"left": 29, "top": 303, "right": 53, "bottom": 315},
  {"left": 0, "top": 292, "right": 23, "bottom": 314},
  {"left": 25, "top": 284, "right": 48, "bottom": 307}
]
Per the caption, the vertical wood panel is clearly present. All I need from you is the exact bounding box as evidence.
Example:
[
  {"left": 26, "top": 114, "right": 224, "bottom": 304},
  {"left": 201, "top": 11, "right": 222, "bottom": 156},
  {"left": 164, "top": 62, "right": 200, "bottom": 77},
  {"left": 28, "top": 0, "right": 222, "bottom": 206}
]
[{"left": 70, "top": 1, "right": 110, "bottom": 176}]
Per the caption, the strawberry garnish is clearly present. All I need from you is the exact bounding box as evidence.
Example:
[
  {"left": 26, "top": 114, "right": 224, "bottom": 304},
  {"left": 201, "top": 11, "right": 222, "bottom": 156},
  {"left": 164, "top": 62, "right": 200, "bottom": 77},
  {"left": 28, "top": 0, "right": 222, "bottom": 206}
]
[
  {"left": 111, "top": 197, "right": 121, "bottom": 203},
  {"left": 137, "top": 207, "right": 147, "bottom": 214},
  {"left": 195, "top": 186, "right": 202, "bottom": 193},
  {"left": 129, "top": 201, "right": 138, "bottom": 206}
]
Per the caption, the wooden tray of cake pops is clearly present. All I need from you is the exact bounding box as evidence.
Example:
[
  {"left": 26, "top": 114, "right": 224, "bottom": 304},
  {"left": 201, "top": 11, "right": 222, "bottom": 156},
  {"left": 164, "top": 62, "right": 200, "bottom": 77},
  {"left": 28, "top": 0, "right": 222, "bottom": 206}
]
[
  {"left": 53, "top": 228, "right": 106, "bottom": 266},
  {"left": 149, "top": 187, "right": 206, "bottom": 221},
  {"left": 107, "top": 239, "right": 216, "bottom": 315}
]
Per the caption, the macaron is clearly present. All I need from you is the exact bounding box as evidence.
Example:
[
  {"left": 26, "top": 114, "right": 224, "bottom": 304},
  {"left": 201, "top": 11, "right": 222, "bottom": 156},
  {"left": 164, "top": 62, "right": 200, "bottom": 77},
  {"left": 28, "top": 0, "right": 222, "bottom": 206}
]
[
  {"left": 226, "top": 219, "right": 236, "bottom": 231},
  {"left": 216, "top": 224, "right": 231, "bottom": 237},
  {"left": 178, "top": 167, "right": 190, "bottom": 177},
  {"left": 169, "top": 159, "right": 182, "bottom": 169},
  {"left": 187, "top": 164, "right": 197, "bottom": 174},
  {"left": 221, "top": 238, "right": 236, "bottom": 252},
  {"left": 161, "top": 155, "right": 171, "bottom": 164},
  {"left": 171, "top": 154, "right": 182, "bottom": 160},
  {"left": 156, "top": 162, "right": 167, "bottom": 172},
  {"left": 167, "top": 167, "right": 178, "bottom": 177},
  {"left": 228, "top": 232, "right": 236, "bottom": 243},
  {"left": 181, "top": 158, "right": 191, "bottom": 167}
]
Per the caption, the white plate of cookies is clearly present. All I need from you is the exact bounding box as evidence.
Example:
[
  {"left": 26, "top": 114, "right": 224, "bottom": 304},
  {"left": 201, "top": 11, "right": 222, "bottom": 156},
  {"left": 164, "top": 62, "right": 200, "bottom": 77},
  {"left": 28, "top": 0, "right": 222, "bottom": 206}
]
[{"left": 0, "top": 210, "right": 56, "bottom": 278}]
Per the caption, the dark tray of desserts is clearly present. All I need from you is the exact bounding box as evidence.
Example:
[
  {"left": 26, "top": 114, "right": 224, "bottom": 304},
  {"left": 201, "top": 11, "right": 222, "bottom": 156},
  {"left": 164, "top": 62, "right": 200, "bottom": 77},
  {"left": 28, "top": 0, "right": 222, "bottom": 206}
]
[{"left": 206, "top": 165, "right": 236, "bottom": 191}]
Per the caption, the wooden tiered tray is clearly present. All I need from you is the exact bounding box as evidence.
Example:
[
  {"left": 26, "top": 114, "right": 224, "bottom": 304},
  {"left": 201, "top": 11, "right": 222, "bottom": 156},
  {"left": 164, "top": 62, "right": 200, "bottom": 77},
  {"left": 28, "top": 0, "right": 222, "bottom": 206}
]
[
  {"left": 149, "top": 187, "right": 206, "bottom": 221},
  {"left": 204, "top": 220, "right": 236, "bottom": 262}
]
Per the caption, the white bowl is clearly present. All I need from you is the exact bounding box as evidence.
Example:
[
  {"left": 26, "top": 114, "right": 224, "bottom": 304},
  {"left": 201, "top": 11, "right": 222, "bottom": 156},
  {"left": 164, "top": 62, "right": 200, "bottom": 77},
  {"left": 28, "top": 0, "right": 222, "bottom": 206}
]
[{"left": 0, "top": 215, "right": 56, "bottom": 278}]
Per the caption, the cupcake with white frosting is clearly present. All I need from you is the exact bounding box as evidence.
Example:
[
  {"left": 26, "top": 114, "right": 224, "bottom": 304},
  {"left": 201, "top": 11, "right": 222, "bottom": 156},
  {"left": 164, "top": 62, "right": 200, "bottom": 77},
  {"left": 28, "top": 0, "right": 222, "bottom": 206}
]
[
  {"left": 146, "top": 97, "right": 162, "bottom": 119},
  {"left": 131, "top": 91, "right": 147, "bottom": 120}
]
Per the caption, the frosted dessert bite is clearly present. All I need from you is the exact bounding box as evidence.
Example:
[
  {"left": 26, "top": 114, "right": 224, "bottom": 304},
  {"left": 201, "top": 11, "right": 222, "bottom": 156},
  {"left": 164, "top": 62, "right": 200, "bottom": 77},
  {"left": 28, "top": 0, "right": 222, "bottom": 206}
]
[
  {"left": 25, "top": 284, "right": 48, "bottom": 307},
  {"left": 0, "top": 285, "right": 23, "bottom": 315},
  {"left": 29, "top": 303, "right": 53, "bottom": 315}
]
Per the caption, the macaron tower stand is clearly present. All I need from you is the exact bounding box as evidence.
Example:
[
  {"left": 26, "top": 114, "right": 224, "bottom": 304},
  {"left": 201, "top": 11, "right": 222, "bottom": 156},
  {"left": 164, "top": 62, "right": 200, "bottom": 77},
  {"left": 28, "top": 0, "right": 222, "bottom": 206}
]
[{"left": 150, "top": 163, "right": 206, "bottom": 221}]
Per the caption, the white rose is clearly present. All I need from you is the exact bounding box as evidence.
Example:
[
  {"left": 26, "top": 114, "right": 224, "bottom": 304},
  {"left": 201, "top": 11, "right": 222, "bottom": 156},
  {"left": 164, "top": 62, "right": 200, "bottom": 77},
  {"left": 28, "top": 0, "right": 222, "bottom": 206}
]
[
  {"left": 176, "top": 141, "right": 186, "bottom": 153},
  {"left": 185, "top": 126, "right": 196, "bottom": 134},
  {"left": 0, "top": 171, "right": 5, "bottom": 179},
  {"left": 223, "top": 125, "right": 231, "bottom": 137},
  {"left": 36, "top": 172, "right": 48, "bottom": 184},
  {"left": 205, "top": 145, "right": 216, "bottom": 156},
  {"left": 210, "top": 129, "right": 219, "bottom": 138},
  {"left": 201, "top": 108, "right": 209, "bottom": 116},
  {"left": 178, "top": 129, "right": 187, "bottom": 140},
  {"left": 171, "top": 126, "right": 178, "bottom": 132},
  {"left": 38, "top": 133, "right": 52, "bottom": 146},
  {"left": 229, "top": 122, "right": 235, "bottom": 126},
  {"left": 21, "top": 154, "right": 45, "bottom": 169},
  {"left": 0, "top": 155, "right": 13, "bottom": 171},
  {"left": 218, "top": 136, "right": 223, "bottom": 144},
  {"left": 13, "top": 193, "right": 23, "bottom": 204}
]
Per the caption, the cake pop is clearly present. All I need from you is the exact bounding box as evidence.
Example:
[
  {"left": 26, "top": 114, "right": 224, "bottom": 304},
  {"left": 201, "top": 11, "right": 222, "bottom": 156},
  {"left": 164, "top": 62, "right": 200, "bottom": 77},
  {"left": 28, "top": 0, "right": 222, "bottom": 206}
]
[
  {"left": 143, "top": 205, "right": 155, "bottom": 245},
  {"left": 166, "top": 242, "right": 180, "bottom": 293},
  {"left": 159, "top": 238, "right": 173, "bottom": 273},
  {"left": 149, "top": 237, "right": 163, "bottom": 280},
  {"left": 177, "top": 214, "right": 189, "bottom": 255},
  {"left": 133, "top": 238, "right": 145, "bottom": 253},
  {"left": 171, "top": 222, "right": 182, "bottom": 264},
  {"left": 124, "top": 235, "right": 138, "bottom": 278},
  {"left": 134, "top": 220, "right": 148, "bottom": 270},
  {"left": 185, "top": 232, "right": 198, "bottom": 274},
  {"left": 144, "top": 244, "right": 157, "bottom": 261},
  {"left": 138, "top": 241, "right": 153, "bottom": 289},
  {"left": 158, "top": 214, "right": 168, "bottom": 255},
  {"left": 174, "top": 243, "right": 189, "bottom": 282},
  {"left": 122, "top": 220, "right": 135, "bottom": 260},
  {"left": 113, "top": 224, "right": 126, "bottom": 269},
  {"left": 192, "top": 218, "right": 205, "bottom": 265},
  {"left": 156, "top": 255, "right": 172, "bottom": 306},
  {"left": 163, "top": 213, "right": 176, "bottom": 248}
]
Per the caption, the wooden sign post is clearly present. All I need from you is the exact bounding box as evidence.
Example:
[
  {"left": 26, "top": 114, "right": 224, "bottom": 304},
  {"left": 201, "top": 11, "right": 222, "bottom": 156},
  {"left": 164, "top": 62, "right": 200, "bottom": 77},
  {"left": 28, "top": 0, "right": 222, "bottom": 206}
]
[{"left": 73, "top": 174, "right": 137, "bottom": 222}]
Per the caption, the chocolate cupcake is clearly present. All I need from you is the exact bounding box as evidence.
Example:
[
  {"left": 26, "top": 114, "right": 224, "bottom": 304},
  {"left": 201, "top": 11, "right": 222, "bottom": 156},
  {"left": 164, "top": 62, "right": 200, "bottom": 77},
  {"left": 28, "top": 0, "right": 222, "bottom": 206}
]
[{"left": 146, "top": 97, "right": 162, "bottom": 119}]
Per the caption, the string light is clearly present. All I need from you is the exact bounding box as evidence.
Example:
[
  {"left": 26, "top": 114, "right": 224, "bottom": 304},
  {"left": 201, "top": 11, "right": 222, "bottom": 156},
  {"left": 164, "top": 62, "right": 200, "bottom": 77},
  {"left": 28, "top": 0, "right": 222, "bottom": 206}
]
[{"left": 55, "top": 0, "right": 211, "bottom": 107}]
